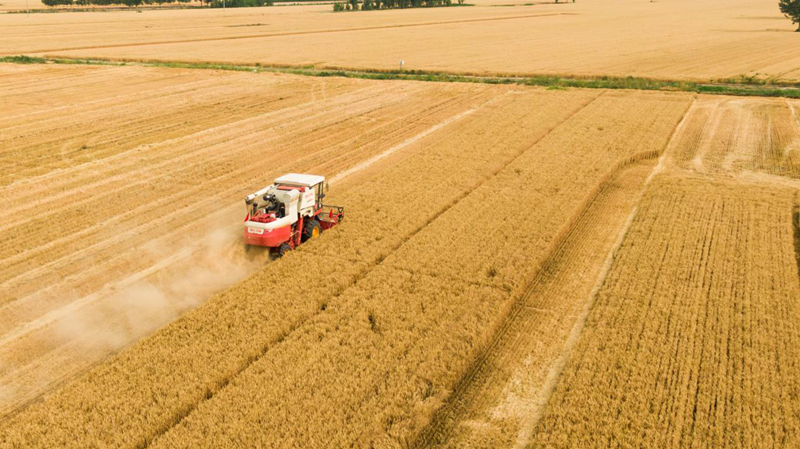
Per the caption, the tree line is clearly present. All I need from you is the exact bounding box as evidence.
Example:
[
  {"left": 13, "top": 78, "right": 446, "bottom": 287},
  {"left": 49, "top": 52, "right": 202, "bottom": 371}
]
[
  {"left": 781, "top": 0, "right": 800, "bottom": 31},
  {"left": 42, "top": 0, "right": 272, "bottom": 7},
  {"left": 334, "top": 0, "right": 462, "bottom": 11}
]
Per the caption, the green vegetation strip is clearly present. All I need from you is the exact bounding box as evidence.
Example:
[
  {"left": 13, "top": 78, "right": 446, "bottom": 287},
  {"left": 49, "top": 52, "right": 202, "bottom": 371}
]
[{"left": 3, "top": 55, "right": 800, "bottom": 99}]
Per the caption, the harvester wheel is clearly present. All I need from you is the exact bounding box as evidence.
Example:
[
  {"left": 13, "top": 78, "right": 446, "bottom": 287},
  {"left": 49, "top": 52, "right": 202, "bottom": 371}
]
[
  {"left": 275, "top": 242, "right": 291, "bottom": 258},
  {"left": 302, "top": 219, "right": 322, "bottom": 242}
]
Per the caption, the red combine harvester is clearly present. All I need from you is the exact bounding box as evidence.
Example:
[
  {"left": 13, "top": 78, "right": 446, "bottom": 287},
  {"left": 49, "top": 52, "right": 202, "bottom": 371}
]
[{"left": 243, "top": 174, "right": 344, "bottom": 257}]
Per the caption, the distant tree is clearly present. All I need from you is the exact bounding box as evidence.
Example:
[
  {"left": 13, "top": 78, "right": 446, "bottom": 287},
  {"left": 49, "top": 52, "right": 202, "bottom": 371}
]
[
  {"left": 42, "top": 0, "right": 74, "bottom": 6},
  {"left": 780, "top": 0, "right": 800, "bottom": 31}
]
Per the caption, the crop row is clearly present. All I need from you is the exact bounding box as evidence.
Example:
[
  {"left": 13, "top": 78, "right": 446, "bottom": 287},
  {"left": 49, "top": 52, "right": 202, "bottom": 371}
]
[
  {"left": 0, "top": 65, "right": 497, "bottom": 418},
  {"left": 532, "top": 176, "right": 800, "bottom": 447},
  {"left": 145, "top": 92, "right": 692, "bottom": 447},
  {"left": 419, "top": 160, "right": 659, "bottom": 447},
  {"left": 664, "top": 96, "right": 800, "bottom": 178},
  {"left": 0, "top": 86, "right": 598, "bottom": 447}
]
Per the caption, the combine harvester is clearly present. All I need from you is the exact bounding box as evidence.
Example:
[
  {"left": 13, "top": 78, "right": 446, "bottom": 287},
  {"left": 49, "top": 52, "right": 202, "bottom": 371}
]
[{"left": 244, "top": 173, "right": 344, "bottom": 257}]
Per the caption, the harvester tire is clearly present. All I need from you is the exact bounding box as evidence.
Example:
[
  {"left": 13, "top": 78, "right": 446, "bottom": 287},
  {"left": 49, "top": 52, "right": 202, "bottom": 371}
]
[
  {"left": 275, "top": 242, "right": 291, "bottom": 258},
  {"left": 302, "top": 219, "right": 322, "bottom": 242}
]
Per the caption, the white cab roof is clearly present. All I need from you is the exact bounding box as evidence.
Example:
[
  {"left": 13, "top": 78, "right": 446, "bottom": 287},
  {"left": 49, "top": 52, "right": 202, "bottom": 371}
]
[{"left": 274, "top": 173, "right": 325, "bottom": 187}]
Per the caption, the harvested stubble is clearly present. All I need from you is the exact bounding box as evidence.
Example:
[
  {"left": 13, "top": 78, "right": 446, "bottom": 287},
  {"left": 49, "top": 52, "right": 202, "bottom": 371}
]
[
  {"left": 144, "top": 92, "right": 691, "bottom": 447},
  {"left": 531, "top": 176, "right": 800, "bottom": 448},
  {"left": 4, "top": 0, "right": 799, "bottom": 82},
  {"left": 0, "top": 85, "right": 599, "bottom": 447},
  {"left": 665, "top": 96, "right": 800, "bottom": 178},
  {"left": 0, "top": 63, "right": 506, "bottom": 417}
]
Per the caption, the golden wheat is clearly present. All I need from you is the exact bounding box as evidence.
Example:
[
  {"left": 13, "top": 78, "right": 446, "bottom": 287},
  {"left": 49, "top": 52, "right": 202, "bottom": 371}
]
[
  {"left": 531, "top": 176, "right": 800, "bottom": 448},
  {"left": 1, "top": 0, "right": 798, "bottom": 81},
  {"left": 145, "top": 92, "right": 691, "bottom": 448},
  {"left": 0, "top": 78, "right": 602, "bottom": 447}
]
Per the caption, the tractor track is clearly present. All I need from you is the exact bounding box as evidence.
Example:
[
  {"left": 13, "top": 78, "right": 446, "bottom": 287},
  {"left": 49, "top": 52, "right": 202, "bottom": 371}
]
[
  {"left": 410, "top": 153, "right": 658, "bottom": 448},
  {"left": 411, "top": 98, "right": 696, "bottom": 448}
]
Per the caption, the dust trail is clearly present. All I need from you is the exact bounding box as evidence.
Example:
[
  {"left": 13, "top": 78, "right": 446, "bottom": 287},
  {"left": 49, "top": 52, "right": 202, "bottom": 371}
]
[
  {"left": 51, "top": 227, "right": 270, "bottom": 354},
  {"left": 0, "top": 223, "right": 262, "bottom": 349},
  {"left": 0, "top": 221, "right": 271, "bottom": 416}
]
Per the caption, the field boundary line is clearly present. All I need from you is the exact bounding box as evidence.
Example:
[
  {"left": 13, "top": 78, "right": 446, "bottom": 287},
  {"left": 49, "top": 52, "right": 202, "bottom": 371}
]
[
  {"left": 0, "top": 13, "right": 571, "bottom": 56},
  {"left": 4, "top": 57, "right": 800, "bottom": 100}
]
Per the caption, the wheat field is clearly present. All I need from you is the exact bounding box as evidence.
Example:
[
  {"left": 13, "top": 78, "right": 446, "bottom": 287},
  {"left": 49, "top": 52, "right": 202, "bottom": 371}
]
[
  {"left": 532, "top": 176, "right": 800, "bottom": 448},
  {"left": 2, "top": 0, "right": 800, "bottom": 446},
  {"left": 2, "top": 0, "right": 800, "bottom": 81}
]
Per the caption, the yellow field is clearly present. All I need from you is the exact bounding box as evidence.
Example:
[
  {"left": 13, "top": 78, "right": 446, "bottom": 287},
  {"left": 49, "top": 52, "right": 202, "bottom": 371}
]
[
  {"left": 2, "top": 0, "right": 800, "bottom": 445},
  {"left": 0, "top": 61, "right": 693, "bottom": 446},
  {"left": 0, "top": 62, "right": 504, "bottom": 418},
  {"left": 532, "top": 176, "right": 800, "bottom": 448},
  {"left": 2, "top": 0, "right": 799, "bottom": 81},
  {"left": 416, "top": 96, "right": 800, "bottom": 447}
]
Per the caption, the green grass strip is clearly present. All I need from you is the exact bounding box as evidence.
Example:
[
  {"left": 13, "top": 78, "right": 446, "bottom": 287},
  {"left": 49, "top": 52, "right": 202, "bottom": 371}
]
[{"left": 2, "top": 55, "right": 799, "bottom": 99}]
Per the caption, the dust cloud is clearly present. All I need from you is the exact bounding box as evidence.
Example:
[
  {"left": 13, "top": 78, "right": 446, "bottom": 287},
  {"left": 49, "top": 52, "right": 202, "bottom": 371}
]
[
  {"left": 53, "top": 226, "right": 271, "bottom": 354},
  {"left": 0, "top": 214, "right": 274, "bottom": 417}
]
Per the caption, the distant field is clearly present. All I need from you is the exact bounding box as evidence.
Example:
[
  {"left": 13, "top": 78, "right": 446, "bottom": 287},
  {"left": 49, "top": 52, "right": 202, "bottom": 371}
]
[
  {"left": 0, "top": 0, "right": 42, "bottom": 11},
  {"left": 1, "top": 0, "right": 799, "bottom": 81}
]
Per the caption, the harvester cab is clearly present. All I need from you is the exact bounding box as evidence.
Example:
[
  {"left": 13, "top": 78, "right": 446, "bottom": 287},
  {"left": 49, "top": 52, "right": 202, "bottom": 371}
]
[{"left": 244, "top": 173, "right": 344, "bottom": 257}]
